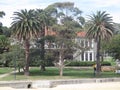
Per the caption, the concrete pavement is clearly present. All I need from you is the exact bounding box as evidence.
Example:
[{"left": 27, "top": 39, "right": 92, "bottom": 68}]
[{"left": 0, "top": 82, "right": 120, "bottom": 90}]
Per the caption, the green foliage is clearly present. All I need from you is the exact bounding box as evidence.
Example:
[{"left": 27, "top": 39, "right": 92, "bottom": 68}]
[
  {"left": 105, "top": 34, "right": 120, "bottom": 59},
  {"left": 44, "top": 52, "right": 55, "bottom": 66},
  {"left": 0, "top": 35, "right": 9, "bottom": 47},
  {"left": 0, "top": 11, "right": 5, "bottom": 18},
  {"left": 65, "top": 61, "right": 94, "bottom": 66},
  {"left": 0, "top": 52, "right": 12, "bottom": 67},
  {"left": 113, "top": 23, "right": 120, "bottom": 34},
  {"left": 2, "top": 26, "right": 11, "bottom": 37},
  {"left": 86, "top": 11, "right": 114, "bottom": 41},
  {"left": 29, "top": 49, "right": 54, "bottom": 67},
  {"left": 11, "top": 9, "right": 41, "bottom": 41},
  {"left": 101, "top": 61, "right": 111, "bottom": 66},
  {"left": 65, "top": 61, "right": 111, "bottom": 66},
  {"left": 0, "top": 45, "right": 25, "bottom": 68}
]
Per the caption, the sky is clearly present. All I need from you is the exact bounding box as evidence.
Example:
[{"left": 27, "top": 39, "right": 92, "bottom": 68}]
[{"left": 0, "top": 0, "right": 120, "bottom": 27}]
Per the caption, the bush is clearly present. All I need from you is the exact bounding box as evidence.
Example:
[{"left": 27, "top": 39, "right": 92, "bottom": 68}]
[
  {"left": 65, "top": 61, "right": 94, "bottom": 66},
  {"left": 101, "top": 61, "right": 111, "bottom": 66},
  {"left": 44, "top": 59, "right": 54, "bottom": 66},
  {"left": 65, "top": 61, "right": 111, "bottom": 66}
]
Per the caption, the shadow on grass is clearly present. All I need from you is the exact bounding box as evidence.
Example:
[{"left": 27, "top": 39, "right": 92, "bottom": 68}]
[
  {"left": 16, "top": 67, "right": 59, "bottom": 76},
  {"left": 29, "top": 67, "right": 59, "bottom": 76},
  {"left": 16, "top": 67, "right": 95, "bottom": 78},
  {"left": 15, "top": 67, "right": 120, "bottom": 79}
]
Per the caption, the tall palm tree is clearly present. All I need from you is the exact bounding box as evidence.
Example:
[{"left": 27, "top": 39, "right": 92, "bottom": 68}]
[
  {"left": 11, "top": 9, "right": 41, "bottom": 76},
  {"left": 86, "top": 11, "right": 114, "bottom": 76}
]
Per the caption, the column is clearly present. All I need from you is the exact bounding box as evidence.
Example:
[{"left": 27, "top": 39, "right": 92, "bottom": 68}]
[
  {"left": 88, "top": 52, "right": 90, "bottom": 61},
  {"left": 84, "top": 52, "right": 86, "bottom": 61}
]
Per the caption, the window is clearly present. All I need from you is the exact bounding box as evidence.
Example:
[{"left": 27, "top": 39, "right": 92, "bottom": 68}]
[
  {"left": 90, "top": 53, "right": 92, "bottom": 61},
  {"left": 81, "top": 40, "right": 84, "bottom": 47},
  {"left": 85, "top": 52, "right": 88, "bottom": 61},
  {"left": 85, "top": 40, "right": 88, "bottom": 47},
  {"left": 81, "top": 52, "right": 84, "bottom": 61}
]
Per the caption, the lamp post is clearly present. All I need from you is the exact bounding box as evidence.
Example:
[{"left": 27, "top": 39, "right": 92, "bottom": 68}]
[
  {"left": 14, "top": 58, "right": 16, "bottom": 80},
  {"left": 14, "top": 50, "right": 17, "bottom": 80}
]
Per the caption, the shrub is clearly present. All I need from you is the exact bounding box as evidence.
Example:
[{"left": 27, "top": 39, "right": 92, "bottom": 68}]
[
  {"left": 101, "top": 61, "right": 111, "bottom": 66},
  {"left": 65, "top": 61, "right": 111, "bottom": 66}
]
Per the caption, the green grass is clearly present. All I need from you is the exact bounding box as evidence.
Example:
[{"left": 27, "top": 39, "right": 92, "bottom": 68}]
[
  {"left": 0, "top": 67, "right": 120, "bottom": 81},
  {"left": 0, "top": 67, "right": 14, "bottom": 74}
]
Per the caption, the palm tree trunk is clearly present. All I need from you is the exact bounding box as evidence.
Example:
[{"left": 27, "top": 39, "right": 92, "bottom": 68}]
[
  {"left": 96, "top": 38, "right": 101, "bottom": 76},
  {"left": 24, "top": 39, "right": 30, "bottom": 76},
  {"left": 40, "top": 26, "right": 46, "bottom": 71},
  {"left": 40, "top": 39, "right": 45, "bottom": 71}
]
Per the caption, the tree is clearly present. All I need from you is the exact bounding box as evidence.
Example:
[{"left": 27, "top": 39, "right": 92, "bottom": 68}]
[
  {"left": 113, "top": 23, "right": 120, "bottom": 34},
  {"left": 0, "top": 11, "right": 5, "bottom": 18},
  {"left": 45, "top": 2, "right": 84, "bottom": 76},
  {"left": 104, "top": 34, "right": 120, "bottom": 60},
  {"left": 0, "top": 35, "right": 9, "bottom": 54},
  {"left": 2, "top": 26, "right": 11, "bottom": 37},
  {"left": 35, "top": 9, "right": 56, "bottom": 71},
  {"left": 86, "top": 11, "right": 114, "bottom": 76},
  {"left": 0, "top": 11, "right": 9, "bottom": 54},
  {"left": 0, "top": 23, "right": 3, "bottom": 34},
  {"left": 0, "top": 11, "right": 5, "bottom": 34},
  {"left": 0, "top": 45, "right": 25, "bottom": 72},
  {"left": 11, "top": 9, "right": 41, "bottom": 76}
]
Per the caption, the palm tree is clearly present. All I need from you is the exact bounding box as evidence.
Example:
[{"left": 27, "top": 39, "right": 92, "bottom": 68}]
[
  {"left": 0, "top": 11, "right": 5, "bottom": 34},
  {"left": 11, "top": 9, "right": 41, "bottom": 76},
  {"left": 86, "top": 11, "right": 114, "bottom": 76},
  {"left": 0, "top": 11, "right": 5, "bottom": 18}
]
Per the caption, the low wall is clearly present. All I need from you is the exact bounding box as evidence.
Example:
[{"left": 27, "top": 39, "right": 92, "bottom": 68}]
[
  {"left": 0, "top": 81, "right": 32, "bottom": 88},
  {"left": 40, "top": 78, "right": 120, "bottom": 88},
  {"left": 0, "top": 78, "right": 120, "bottom": 88}
]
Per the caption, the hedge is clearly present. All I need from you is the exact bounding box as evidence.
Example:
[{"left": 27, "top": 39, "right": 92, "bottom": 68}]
[
  {"left": 29, "top": 60, "right": 111, "bottom": 67},
  {"left": 65, "top": 61, "right": 111, "bottom": 66}
]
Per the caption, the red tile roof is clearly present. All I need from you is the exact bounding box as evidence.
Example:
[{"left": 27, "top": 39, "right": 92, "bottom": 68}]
[
  {"left": 45, "top": 29, "right": 56, "bottom": 36},
  {"left": 77, "top": 31, "right": 86, "bottom": 37},
  {"left": 45, "top": 29, "right": 86, "bottom": 37}
]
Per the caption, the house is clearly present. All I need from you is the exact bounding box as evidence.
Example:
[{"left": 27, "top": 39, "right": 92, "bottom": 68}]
[
  {"left": 73, "top": 31, "right": 96, "bottom": 61},
  {"left": 44, "top": 29, "right": 96, "bottom": 61}
]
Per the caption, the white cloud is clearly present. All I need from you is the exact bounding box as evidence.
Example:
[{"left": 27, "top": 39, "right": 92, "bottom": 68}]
[
  {"left": 0, "top": 0, "right": 48, "bottom": 27},
  {"left": 0, "top": 0, "right": 120, "bottom": 27},
  {"left": 111, "top": 12, "right": 120, "bottom": 23},
  {"left": 86, "top": 0, "right": 120, "bottom": 7}
]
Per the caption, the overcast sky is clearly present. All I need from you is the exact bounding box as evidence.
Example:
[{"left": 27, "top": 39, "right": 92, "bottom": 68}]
[{"left": 0, "top": 0, "right": 120, "bottom": 27}]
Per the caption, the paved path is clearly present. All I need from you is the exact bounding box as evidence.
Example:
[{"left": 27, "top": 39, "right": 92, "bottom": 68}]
[
  {"left": 0, "top": 71, "right": 14, "bottom": 78},
  {"left": 0, "top": 69, "right": 19, "bottom": 78},
  {"left": 0, "top": 82, "right": 120, "bottom": 90}
]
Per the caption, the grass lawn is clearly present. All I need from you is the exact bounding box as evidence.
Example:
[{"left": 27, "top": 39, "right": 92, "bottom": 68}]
[
  {"left": 0, "top": 67, "right": 120, "bottom": 81},
  {"left": 0, "top": 67, "right": 14, "bottom": 74}
]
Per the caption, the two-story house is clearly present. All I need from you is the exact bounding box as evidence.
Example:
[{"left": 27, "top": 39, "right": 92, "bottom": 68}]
[{"left": 74, "top": 31, "right": 96, "bottom": 61}]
